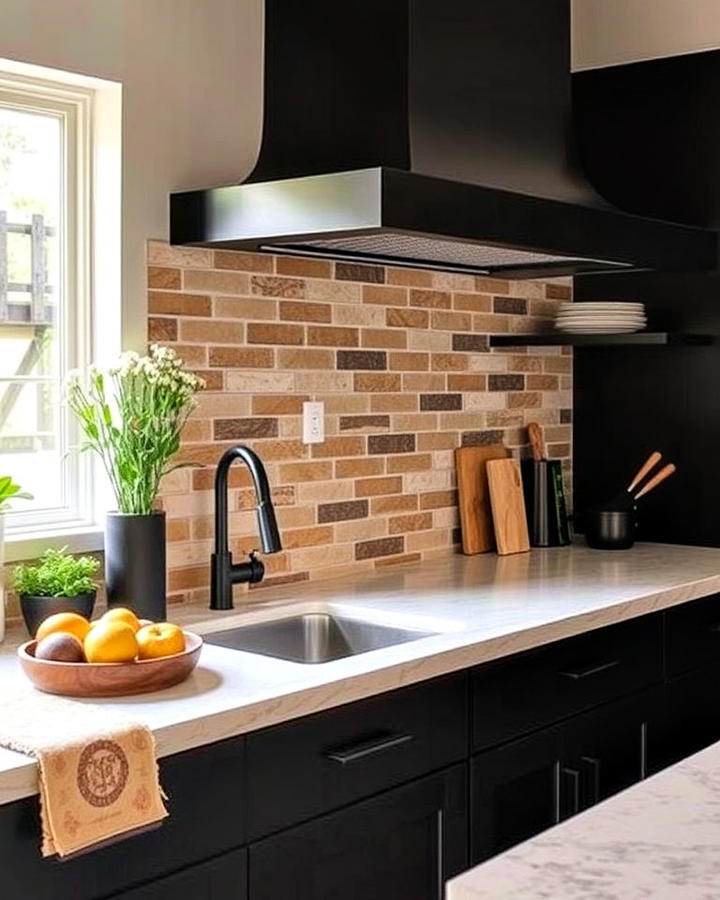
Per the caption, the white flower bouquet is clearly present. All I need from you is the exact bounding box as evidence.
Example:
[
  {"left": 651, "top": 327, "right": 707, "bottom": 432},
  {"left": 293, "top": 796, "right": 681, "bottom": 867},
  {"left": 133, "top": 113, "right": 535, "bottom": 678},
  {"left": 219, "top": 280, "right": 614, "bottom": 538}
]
[{"left": 68, "top": 344, "right": 204, "bottom": 515}]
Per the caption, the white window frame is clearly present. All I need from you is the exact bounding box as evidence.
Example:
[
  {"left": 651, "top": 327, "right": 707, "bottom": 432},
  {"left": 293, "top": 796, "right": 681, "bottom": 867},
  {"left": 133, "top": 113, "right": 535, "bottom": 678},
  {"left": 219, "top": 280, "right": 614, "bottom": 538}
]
[{"left": 0, "top": 63, "right": 122, "bottom": 562}]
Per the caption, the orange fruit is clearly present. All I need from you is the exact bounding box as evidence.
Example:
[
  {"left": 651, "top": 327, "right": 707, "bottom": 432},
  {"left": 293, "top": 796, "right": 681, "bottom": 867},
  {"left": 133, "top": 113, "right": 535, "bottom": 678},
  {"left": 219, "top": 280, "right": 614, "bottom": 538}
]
[
  {"left": 84, "top": 621, "right": 138, "bottom": 663},
  {"left": 101, "top": 607, "right": 142, "bottom": 633},
  {"left": 136, "top": 623, "right": 185, "bottom": 660},
  {"left": 36, "top": 612, "right": 91, "bottom": 643}
]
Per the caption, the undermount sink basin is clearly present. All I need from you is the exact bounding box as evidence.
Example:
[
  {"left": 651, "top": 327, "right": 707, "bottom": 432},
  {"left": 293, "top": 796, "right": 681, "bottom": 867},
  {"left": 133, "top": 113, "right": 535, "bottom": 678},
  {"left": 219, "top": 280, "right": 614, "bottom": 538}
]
[{"left": 204, "top": 613, "right": 436, "bottom": 664}]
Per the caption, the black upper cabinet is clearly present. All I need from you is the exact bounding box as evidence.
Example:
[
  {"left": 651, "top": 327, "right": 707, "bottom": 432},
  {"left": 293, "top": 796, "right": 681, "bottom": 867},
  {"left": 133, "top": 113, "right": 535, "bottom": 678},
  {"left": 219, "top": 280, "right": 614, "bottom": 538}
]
[{"left": 249, "top": 765, "right": 467, "bottom": 900}]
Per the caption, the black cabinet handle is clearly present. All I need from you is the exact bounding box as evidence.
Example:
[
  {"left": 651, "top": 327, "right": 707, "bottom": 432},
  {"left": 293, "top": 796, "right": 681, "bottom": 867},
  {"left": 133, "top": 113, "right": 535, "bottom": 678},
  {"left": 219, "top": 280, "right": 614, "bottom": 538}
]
[
  {"left": 559, "top": 659, "right": 620, "bottom": 680},
  {"left": 560, "top": 766, "right": 581, "bottom": 817},
  {"left": 325, "top": 732, "right": 414, "bottom": 765},
  {"left": 581, "top": 756, "right": 601, "bottom": 805}
]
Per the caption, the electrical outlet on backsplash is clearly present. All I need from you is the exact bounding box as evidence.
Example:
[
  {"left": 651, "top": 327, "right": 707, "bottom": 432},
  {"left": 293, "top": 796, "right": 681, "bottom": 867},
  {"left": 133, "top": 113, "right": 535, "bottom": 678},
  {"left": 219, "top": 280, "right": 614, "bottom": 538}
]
[{"left": 144, "top": 240, "right": 572, "bottom": 605}]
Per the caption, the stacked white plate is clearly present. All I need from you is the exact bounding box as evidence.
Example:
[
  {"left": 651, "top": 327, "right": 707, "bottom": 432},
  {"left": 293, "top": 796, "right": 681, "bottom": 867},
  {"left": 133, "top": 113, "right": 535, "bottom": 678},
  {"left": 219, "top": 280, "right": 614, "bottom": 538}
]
[{"left": 554, "top": 301, "right": 647, "bottom": 334}]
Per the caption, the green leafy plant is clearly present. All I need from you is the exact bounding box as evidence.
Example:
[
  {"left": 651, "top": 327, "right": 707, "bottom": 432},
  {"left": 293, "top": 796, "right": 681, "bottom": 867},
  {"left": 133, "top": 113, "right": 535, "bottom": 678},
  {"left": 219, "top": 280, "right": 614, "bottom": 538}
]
[
  {"left": 67, "top": 344, "right": 204, "bottom": 515},
  {"left": 0, "top": 475, "right": 32, "bottom": 511},
  {"left": 14, "top": 547, "right": 99, "bottom": 597}
]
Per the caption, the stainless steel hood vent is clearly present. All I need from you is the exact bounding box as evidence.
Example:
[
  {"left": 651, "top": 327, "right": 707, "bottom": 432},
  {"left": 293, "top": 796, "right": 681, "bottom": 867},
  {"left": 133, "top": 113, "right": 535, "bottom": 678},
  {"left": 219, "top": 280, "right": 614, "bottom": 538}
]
[{"left": 170, "top": 0, "right": 717, "bottom": 277}]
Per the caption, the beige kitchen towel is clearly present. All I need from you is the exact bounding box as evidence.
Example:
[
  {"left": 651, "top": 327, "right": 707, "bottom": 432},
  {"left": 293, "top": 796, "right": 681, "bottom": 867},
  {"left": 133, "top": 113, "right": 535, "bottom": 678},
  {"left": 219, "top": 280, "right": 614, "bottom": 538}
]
[{"left": 0, "top": 690, "right": 167, "bottom": 858}]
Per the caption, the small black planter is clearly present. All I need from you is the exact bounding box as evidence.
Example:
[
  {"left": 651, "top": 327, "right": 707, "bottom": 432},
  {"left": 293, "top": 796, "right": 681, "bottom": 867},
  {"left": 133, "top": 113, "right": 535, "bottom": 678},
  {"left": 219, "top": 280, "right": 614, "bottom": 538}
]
[
  {"left": 105, "top": 511, "right": 167, "bottom": 621},
  {"left": 20, "top": 591, "right": 96, "bottom": 638}
]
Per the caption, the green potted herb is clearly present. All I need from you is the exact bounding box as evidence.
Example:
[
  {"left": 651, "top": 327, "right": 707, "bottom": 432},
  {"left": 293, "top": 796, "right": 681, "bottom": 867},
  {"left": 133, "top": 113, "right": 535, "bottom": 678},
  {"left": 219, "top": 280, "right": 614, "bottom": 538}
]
[
  {"left": 67, "top": 345, "right": 204, "bottom": 620},
  {"left": 14, "top": 547, "right": 100, "bottom": 637},
  {"left": 0, "top": 475, "right": 32, "bottom": 643}
]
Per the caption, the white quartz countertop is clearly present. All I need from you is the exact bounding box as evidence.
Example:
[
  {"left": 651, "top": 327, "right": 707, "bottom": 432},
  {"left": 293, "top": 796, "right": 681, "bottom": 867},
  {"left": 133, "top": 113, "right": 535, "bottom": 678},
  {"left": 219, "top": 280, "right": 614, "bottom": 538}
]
[
  {"left": 2, "top": 541, "right": 720, "bottom": 806},
  {"left": 446, "top": 739, "right": 720, "bottom": 899}
]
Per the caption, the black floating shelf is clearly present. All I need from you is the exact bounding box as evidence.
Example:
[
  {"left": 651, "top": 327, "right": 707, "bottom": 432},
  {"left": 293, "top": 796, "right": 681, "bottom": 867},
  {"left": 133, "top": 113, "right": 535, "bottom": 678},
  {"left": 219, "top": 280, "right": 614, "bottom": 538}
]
[{"left": 489, "top": 332, "right": 715, "bottom": 348}]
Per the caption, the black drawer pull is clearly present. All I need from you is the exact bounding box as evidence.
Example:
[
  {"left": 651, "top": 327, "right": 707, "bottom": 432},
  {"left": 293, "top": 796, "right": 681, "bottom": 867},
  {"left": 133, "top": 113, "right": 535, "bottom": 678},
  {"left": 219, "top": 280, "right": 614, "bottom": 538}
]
[
  {"left": 325, "top": 732, "right": 414, "bottom": 765},
  {"left": 560, "top": 659, "right": 620, "bottom": 680}
]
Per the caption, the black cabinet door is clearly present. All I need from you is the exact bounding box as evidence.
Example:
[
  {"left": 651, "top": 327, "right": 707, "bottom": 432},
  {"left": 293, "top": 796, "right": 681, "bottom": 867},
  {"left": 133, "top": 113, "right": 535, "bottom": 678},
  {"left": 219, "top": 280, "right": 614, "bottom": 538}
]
[
  {"left": 470, "top": 725, "right": 562, "bottom": 864},
  {"left": 249, "top": 764, "right": 467, "bottom": 900},
  {"left": 110, "top": 849, "right": 247, "bottom": 900},
  {"left": 561, "top": 696, "right": 647, "bottom": 813}
]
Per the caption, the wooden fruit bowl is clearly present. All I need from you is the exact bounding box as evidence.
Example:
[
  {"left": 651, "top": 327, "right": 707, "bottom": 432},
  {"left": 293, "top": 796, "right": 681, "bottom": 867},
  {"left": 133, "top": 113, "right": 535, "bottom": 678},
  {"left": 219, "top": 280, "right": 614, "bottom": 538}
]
[{"left": 17, "top": 631, "right": 203, "bottom": 697}]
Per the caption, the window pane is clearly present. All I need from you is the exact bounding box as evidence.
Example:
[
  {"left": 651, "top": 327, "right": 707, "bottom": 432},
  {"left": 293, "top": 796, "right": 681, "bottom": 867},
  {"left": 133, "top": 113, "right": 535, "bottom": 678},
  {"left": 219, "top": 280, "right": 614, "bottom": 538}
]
[{"left": 0, "top": 104, "right": 64, "bottom": 516}]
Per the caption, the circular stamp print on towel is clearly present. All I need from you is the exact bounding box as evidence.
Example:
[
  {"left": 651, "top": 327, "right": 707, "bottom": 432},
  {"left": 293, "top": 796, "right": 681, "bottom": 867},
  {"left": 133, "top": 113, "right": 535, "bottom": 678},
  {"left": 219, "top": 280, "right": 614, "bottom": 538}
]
[{"left": 77, "top": 740, "right": 129, "bottom": 807}]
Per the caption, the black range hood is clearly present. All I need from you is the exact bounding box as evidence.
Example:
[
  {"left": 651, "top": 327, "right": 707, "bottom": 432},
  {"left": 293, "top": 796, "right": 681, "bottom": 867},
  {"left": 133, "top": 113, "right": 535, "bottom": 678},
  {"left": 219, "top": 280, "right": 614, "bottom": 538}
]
[{"left": 170, "top": 0, "right": 717, "bottom": 278}]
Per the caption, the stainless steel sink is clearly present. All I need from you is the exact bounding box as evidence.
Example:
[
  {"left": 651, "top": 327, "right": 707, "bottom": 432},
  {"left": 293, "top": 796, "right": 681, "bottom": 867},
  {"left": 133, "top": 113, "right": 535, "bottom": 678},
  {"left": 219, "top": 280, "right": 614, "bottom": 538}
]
[{"left": 204, "top": 613, "right": 436, "bottom": 663}]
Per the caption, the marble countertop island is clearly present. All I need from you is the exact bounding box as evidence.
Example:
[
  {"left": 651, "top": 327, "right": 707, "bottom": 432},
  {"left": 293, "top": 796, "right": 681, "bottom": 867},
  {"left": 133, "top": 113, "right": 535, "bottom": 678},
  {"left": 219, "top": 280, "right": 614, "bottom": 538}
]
[
  {"left": 446, "top": 739, "right": 720, "bottom": 899},
  {"left": 2, "top": 541, "right": 720, "bottom": 806}
]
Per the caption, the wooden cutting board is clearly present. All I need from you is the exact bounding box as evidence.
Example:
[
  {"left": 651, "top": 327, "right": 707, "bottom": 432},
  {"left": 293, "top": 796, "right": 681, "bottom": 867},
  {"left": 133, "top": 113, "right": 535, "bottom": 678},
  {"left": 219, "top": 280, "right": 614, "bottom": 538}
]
[
  {"left": 455, "top": 445, "right": 510, "bottom": 554},
  {"left": 486, "top": 458, "right": 531, "bottom": 556}
]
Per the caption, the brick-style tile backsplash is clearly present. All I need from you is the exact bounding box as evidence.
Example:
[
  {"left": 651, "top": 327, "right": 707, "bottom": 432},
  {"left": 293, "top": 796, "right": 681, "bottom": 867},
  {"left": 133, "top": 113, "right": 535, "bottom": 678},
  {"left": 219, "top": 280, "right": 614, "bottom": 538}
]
[{"left": 149, "top": 241, "right": 572, "bottom": 604}]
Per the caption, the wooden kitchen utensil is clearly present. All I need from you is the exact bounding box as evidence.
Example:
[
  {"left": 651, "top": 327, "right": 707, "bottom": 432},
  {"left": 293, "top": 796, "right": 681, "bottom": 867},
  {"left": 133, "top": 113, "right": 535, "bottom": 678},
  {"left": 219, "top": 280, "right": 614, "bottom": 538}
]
[
  {"left": 486, "top": 458, "right": 531, "bottom": 555},
  {"left": 455, "top": 444, "right": 510, "bottom": 554},
  {"left": 634, "top": 462, "right": 676, "bottom": 499}
]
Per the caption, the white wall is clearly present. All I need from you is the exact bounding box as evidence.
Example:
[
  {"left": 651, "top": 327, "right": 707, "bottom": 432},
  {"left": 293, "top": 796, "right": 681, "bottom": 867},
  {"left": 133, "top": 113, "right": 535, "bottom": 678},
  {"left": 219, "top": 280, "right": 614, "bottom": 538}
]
[
  {"left": 572, "top": 0, "right": 720, "bottom": 71},
  {"left": 0, "top": 0, "right": 263, "bottom": 348}
]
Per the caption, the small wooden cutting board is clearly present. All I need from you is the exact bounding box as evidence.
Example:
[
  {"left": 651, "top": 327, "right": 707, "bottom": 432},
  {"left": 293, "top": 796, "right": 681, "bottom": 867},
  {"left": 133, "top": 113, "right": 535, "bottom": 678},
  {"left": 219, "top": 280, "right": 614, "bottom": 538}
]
[
  {"left": 455, "top": 445, "right": 510, "bottom": 554},
  {"left": 486, "top": 458, "right": 530, "bottom": 556}
]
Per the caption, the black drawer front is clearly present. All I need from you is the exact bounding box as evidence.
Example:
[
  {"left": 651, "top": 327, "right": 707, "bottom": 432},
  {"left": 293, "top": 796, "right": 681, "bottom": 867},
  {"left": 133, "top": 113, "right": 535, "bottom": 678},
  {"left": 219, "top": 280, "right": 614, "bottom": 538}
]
[
  {"left": 472, "top": 614, "right": 663, "bottom": 751},
  {"left": 665, "top": 593, "right": 720, "bottom": 676},
  {"left": 246, "top": 672, "right": 468, "bottom": 840}
]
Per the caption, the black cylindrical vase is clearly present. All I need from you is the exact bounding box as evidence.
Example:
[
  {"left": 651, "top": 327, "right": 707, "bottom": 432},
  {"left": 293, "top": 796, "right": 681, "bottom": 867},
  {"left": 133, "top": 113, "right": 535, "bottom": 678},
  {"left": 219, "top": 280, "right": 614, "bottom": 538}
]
[{"left": 105, "top": 511, "right": 167, "bottom": 621}]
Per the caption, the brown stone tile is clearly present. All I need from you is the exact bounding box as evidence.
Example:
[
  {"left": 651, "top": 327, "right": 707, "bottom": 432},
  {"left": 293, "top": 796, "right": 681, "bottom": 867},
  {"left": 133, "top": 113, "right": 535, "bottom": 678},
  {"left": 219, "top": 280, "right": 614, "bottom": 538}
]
[
  {"left": 278, "top": 348, "right": 334, "bottom": 369},
  {"left": 214, "top": 250, "right": 274, "bottom": 272},
  {"left": 431, "top": 354, "right": 467, "bottom": 371},
  {"left": 250, "top": 571, "right": 310, "bottom": 590},
  {"left": 168, "top": 565, "right": 208, "bottom": 591},
  {"left": 387, "top": 267, "right": 433, "bottom": 287},
  {"left": 168, "top": 343, "right": 207, "bottom": 366},
  {"left": 402, "top": 373, "right": 444, "bottom": 391},
  {"left": 247, "top": 439, "right": 307, "bottom": 461},
  {"left": 335, "top": 262, "right": 385, "bottom": 283},
  {"left": 508, "top": 355, "right": 542, "bottom": 373},
  {"left": 148, "top": 267, "right": 182, "bottom": 290},
  {"left": 282, "top": 526, "right": 335, "bottom": 549},
  {"left": 337, "top": 349, "right": 387, "bottom": 370},
  {"left": 475, "top": 276, "right": 510, "bottom": 294},
  {"left": 494, "top": 296, "right": 527, "bottom": 315},
  {"left": 487, "top": 410, "right": 524, "bottom": 427},
  {"left": 335, "top": 457, "right": 385, "bottom": 478},
  {"left": 546, "top": 282, "right": 572, "bottom": 300},
  {"left": 452, "top": 293, "right": 493, "bottom": 312},
  {"left": 370, "top": 393, "right": 418, "bottom": 412},
  {"left": 148, "top": 317, "right": 177, "bottom": 341},
  {"left": 251, "top": 275, "right": 306, "bottom": 298},
  {"left": 388, "top": 512, "right": 432, "bottom": 535},
  {"left": 461, "top": 430, "right": 504, "bottom": 446},
  {"left": 489, "top": 373, "right": 524, "bottom": 391},
  {"left": 355, "top": 536, "right": 404, "bottom": 560},
  {"left": 237, "top": 485, "right": 296, "bottom": 509},
  {"left": 548, "top": 441, "right": 571, "bottom": 458},
  {"left": 420, "top": 489, "right": 458, "bottom": 510},
  {"left": 361, "top": 328, "right": 407, "bottom": 349},
  {"left": 247, "top": 322, "right": 304, "bottom": 345},
  {"left": 354, "top": 373, "right": 401, "bottom": 392},
  {"left": 526, "top": 374, "right": 560, "bottom": 391},
  {"left": 213, "top": 418, "right": 279, "bottom": 440},
  {"left": 166, "top": 519, "right": 190, "bottom": 542},
  {"left": 180, "top": 319, "right": 244, "bottom": 344},
  {"left": 307, "top": 325, "right": 359, "bottom": 347},
  {"left": 386, "top": 453, "right": 432, "bottom": 473},
  {"left": 184, "top": 269, "right": 250, "bottom": 294},
  {"left": 193, "top": 466, "right": 251, "bottom": 491},
  {"left": 448, "top": 374, "right": 486, "bottom": 391},
  {"left": 371, "top": 494, "right": 419, "bottom": 514},
  {"left": 544, "top": 356, "right": 572, "bottom": 374},
  {"left": 148, "top": 240, "right": 212, "bottom": 268},
  {"left": 279, "top": 300, "right": 332, "bottom": 323},
  {"left": 374, "top": 552, "right": 423, "bottom": 568},
  {"left": 193, "top": 369, "right": 223, "bottom": 391},
  {"left": 355, "top": 476, "right": 403, "bottom": 497},
  {"left": 368, "top": 433, "right": 415, "bottom": 455},
  {"left": 452, "top": 333, "right": 489, "bottom": 352},
  {"left": 339, "top": 414, "right": 391, "bottom": 432},
  {"left": 278, "top": 461, "right": 333, "bottom": 482},
  {"left": 431, "top": 310, "right": 472, "bottom": 331},
  {"left": 252, "top": 395, "right": 308, "bottom": 415},
  {"left": 560, "top": 408, "right": 572, "bottom": 424},
  {"left": 209, "top": 347, "right": 274, "bottom": 368},
  {"left": 311, "top": 435, "right": 366, "bottom": 458},
  {"left": 213, "top": 296, "right": 278, "bottom": 320},
  {"left": 471, "top": 313, "right": 509, "bottom": 333},
  {"left": 417, "top": 432, "right": 459, "bottom": 451},
  {"left": 420, "top": 393, "right": 462, "bottom": 411},
  {"left": 507, "top": 391, "right": 542, "bottom": 409},
  {"left": 317, "top": 499, "right": 369, "bottom": 523},
  {"left": 276, "top": 256, "right": 333, "bottom": 278},
  {"left": 388, "top": 352, "right": 430, "bottom": 371},
  {"left": 362, "top": 285, "right": 407, "bottom": 306},
  {"left": 386, "top": 307, "right": 429, "bottom": 328},
  {"left": 409, "top": 289, "right": 452, "bottom": 309}
]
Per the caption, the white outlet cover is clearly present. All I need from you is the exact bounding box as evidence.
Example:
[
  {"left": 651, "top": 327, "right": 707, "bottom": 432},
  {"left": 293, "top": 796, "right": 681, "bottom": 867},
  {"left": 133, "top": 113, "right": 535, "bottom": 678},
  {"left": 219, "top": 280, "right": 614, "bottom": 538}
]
[{"left": 302, "top": 401, "right": 325, "bottom": 444}]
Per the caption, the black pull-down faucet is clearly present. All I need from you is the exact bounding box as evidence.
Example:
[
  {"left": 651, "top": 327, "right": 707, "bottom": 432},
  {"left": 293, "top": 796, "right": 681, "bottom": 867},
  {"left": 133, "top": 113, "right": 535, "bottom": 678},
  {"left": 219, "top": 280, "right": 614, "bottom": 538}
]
[{"left": 210, "top": 445, "right": 282, "bottom": 610}]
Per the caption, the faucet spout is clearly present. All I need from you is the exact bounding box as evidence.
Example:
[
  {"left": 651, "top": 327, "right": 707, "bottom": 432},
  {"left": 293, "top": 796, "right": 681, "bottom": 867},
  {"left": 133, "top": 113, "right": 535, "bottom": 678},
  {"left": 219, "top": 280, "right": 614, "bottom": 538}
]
[{"left": 210, "top": 445, "right": 282, "bottom": 610}]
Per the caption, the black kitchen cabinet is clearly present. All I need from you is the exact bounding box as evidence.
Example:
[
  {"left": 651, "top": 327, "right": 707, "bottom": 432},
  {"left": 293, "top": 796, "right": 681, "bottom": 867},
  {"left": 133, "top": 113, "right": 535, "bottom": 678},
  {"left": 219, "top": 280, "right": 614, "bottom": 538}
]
[
  {"left": 249, "top": 765, "right": 467, "bottom": 900},
  {"left": 109, "top": 849, "right": 247, "bottom": 900}
]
